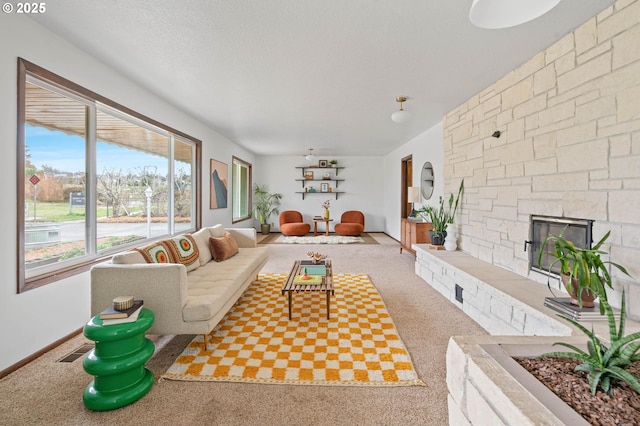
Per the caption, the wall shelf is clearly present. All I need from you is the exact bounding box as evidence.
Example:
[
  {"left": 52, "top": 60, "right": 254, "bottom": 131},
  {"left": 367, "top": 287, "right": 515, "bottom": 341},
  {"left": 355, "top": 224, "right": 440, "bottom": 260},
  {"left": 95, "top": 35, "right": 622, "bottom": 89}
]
[
  {"left": 295, "top": 165, "right": 346, "bottom": 199},
  {"left": 295, "top": 191, "right": 343, "bottom": 200}
]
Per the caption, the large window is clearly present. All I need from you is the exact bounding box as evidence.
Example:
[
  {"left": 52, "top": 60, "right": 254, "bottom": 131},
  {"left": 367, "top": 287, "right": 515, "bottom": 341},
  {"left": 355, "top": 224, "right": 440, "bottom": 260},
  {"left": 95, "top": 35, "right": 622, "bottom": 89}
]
[
  {"left": 232, "top": 156, "right": 252, "bottom": 223},
  {"left": 18, "top": 59, "right": 201, "bottom": 292}
]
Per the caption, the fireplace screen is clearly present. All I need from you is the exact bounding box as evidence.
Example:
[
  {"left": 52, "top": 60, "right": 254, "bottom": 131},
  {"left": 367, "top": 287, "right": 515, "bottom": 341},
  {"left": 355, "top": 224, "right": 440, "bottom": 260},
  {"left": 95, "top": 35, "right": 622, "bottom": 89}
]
[{"left": 527, "top": 215, "right": 593, "bottom": 276}]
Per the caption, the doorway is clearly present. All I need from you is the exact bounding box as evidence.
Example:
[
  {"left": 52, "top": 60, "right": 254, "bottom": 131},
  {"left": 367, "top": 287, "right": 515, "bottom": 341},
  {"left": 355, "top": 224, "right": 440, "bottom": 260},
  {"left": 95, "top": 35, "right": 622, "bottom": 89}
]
[{"left": 401, "top": 155, "right": 413, "bottom": 218}]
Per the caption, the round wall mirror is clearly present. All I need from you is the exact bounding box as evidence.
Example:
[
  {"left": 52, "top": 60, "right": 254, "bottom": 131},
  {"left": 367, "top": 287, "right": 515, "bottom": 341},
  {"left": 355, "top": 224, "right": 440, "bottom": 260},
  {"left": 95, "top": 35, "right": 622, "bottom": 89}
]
[{"left": 420, "top": 162, "right": 434, "bottom": 200}]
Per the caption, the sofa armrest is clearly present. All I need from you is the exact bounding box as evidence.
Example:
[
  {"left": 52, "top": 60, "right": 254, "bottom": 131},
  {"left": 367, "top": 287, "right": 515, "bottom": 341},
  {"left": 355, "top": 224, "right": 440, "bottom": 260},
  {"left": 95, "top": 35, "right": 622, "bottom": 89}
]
[
  {"left": 228, "top": 228, "right": 257, "bottom": 248},
  {"left": 90, "top": 262, "right": 188, "bottom": 334}
]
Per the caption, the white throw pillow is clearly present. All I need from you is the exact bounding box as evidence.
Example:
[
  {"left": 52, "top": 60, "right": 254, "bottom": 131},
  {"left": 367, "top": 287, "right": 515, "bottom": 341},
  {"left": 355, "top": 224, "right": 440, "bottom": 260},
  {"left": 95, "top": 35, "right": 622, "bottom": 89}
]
[
  {"left": 192, "top": 228, "right": 213, "bottom": 265},
  {"left": 208, "top": 224, "right": 226, "bottom": 238},
  {"left": 111, "top": 251, "right": 145, "bottom": 264}
]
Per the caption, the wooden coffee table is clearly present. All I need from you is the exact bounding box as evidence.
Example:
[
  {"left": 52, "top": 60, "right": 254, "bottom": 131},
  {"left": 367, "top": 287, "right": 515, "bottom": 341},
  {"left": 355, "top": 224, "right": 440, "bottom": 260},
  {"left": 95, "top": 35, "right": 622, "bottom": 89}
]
[{"left": 281, "top": 259, "right": 334, "bottom": 320}]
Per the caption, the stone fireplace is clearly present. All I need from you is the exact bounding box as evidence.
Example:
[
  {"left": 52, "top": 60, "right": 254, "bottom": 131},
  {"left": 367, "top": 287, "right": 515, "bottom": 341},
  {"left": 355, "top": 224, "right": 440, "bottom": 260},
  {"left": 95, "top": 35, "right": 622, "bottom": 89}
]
[
  {"left": 527, "top": 215, "right": 593, "bottom": 276},
  {"left": 441, "top": 0, "right": 640, "bottom": 320}
]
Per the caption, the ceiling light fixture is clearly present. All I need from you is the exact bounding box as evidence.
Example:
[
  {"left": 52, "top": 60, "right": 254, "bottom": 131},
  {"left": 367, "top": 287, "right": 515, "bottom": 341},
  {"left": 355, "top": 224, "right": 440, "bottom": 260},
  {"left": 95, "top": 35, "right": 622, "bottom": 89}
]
[
  {"left": 304, "top": 148, "right": 315, "bottom": 161},
  {"left": 469, "top": 0, "right": 562, "bottom": 29},
  {"left": 391, "top": 97, "right": 411, "bottom": 123}
]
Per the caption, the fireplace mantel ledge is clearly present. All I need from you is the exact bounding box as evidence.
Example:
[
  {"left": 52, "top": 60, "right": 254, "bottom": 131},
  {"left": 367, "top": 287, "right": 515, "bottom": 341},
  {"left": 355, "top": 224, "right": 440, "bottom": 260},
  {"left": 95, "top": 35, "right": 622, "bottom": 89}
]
[{"left": 413, "top": 245, "right": 640, "bottom": 338}]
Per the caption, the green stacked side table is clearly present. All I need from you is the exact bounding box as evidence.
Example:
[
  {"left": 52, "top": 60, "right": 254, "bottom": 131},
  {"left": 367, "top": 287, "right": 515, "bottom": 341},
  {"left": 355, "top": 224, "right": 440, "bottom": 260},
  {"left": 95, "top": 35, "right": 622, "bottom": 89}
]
[{"left": 82, "top": 308, "right": 155, "bottom": 411}]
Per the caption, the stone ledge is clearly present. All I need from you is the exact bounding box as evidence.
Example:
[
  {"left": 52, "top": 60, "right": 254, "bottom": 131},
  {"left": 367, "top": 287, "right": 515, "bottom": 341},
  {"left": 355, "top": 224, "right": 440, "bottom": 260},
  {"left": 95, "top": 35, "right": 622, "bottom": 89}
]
[{"left": 413, "top": 245, "right": 640, "bottom": 337}]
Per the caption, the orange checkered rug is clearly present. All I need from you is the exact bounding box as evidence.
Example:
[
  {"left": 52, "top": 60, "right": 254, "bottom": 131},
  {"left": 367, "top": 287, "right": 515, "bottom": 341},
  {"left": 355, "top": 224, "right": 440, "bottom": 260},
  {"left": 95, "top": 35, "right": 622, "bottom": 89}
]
[{"left": 161, "top": 273, "right": 424, "bottom": 386}]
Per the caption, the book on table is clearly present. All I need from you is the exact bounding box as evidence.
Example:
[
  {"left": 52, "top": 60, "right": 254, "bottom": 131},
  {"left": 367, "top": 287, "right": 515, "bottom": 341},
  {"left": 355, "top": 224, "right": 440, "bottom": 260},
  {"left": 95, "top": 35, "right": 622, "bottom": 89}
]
[
  {"left": 99, "top": 299, "right": 144, "bottom": 319},
  {"left": 102, "top": 305, "right": 144, "bottom": 325},
  {"left": 293, "top": 274, "right": 323, "bottom": 285},
  {"left": 300, "top": 260, "right": 326, "bottom": 266},
  {"left": 300, "top": 265, "right": 326, "bottom": 276}
]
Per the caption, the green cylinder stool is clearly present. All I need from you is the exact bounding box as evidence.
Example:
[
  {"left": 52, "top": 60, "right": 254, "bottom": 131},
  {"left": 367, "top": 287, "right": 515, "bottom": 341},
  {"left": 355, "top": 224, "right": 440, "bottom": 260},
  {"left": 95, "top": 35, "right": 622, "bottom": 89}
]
[{"left": 83, "top": 308, "right": 155, "bottom": 411}]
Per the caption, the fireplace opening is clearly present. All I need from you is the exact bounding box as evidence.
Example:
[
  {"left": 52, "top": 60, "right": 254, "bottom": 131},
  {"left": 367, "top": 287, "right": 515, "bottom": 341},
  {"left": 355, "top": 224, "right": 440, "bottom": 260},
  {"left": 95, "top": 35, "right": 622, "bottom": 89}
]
[{"left": 527, "top": 215, "right": 594, "bottom": 276}]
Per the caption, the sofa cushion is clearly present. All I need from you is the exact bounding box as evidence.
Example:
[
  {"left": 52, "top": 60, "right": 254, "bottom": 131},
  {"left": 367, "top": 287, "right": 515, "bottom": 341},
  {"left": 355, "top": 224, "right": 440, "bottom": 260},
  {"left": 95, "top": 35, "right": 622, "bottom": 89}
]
[
  {"left": 135, "top": 241, "right": 175, "bottom": 263},
  {"left": 165, "top": 234, "right": 200, "bottom": 272},
  {"left": 192, "top": 228, "right": 213, "bottom": 266},
  {"left": 112, "top": 250, "right": 146, "bottom": 264},
  {"left": 183, "top": 246, "right": 268, "bottom": 322},
  {"left": 208, "top": 232, "right": 239, "bottom": 262}
]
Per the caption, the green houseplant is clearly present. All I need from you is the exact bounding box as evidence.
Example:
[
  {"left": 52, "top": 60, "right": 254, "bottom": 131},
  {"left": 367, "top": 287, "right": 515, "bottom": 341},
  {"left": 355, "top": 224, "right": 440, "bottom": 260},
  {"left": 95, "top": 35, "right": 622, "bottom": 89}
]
[
  {"left": 538, "top": 229, "right": 640, "bottom": 396},
  {"left": 252, "top": 184, "right": 282, "bottom": 235},
  {"left": 538, "top": 230, "right": 629, "bottom": 309},
  {"left": 416, "top": 179, "right": 464, "bottom": 245}
]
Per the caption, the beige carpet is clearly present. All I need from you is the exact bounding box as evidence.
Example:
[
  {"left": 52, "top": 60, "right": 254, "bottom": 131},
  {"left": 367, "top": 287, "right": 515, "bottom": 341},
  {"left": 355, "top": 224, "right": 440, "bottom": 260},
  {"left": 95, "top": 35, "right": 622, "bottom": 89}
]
[
  {"left": 162, "top": 273, "right": 424, "bottom": 387},
  {"left": 0, "top": 233, "right": 486, "bottom": 425}
]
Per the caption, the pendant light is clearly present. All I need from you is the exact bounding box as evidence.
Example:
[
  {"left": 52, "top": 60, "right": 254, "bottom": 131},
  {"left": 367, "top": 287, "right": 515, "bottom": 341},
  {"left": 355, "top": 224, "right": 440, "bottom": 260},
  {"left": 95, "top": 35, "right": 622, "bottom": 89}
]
[
  {"left": 391, "top": 97, "right": 411, "bottom": 123},
  {"left": 304, "top": 148, "right": 315, "bottom": 161},
  {"left": 469, "top": 0, "right": 562, "bottom": 29}
]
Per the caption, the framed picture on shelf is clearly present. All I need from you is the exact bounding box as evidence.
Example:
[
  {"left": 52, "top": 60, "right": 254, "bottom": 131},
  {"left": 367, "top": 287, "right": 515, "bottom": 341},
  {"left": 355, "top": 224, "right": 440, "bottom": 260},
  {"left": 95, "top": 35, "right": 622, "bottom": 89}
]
[
  {"left": 318, "top": 159, "right": 328, "bottom": 168},
  {"left": 320, "top": 183, "right": 329, "bottom": 192},
  {"left": 305, "top": 170, "right": 314, "bottom": 180}
]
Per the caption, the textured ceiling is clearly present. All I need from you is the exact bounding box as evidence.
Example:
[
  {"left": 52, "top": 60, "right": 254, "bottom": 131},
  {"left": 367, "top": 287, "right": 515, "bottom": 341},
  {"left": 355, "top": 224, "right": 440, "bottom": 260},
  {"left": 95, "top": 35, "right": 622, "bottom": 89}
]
[{"left": 30, "top": 0, "right": 614, "bottom": 157}]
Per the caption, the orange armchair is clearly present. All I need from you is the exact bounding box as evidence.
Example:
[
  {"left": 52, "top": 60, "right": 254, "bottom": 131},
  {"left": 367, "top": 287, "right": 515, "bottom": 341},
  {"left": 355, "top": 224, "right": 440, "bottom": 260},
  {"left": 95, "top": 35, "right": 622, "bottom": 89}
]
[
  {"left": 279, "top": 210, "right": 310, "bottom": 236},
  {"left": 334, "top": 211, "right": 365, "bottom": 236}
]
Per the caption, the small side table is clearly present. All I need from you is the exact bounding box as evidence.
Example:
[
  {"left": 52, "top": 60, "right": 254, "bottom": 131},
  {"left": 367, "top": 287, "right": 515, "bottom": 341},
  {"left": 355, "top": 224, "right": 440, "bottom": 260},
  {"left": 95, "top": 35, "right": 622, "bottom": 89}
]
[
  {"left": 82, "top": 308, "right": 155, "bottom": 411},
  {"left": 313, "top": 218, "right": 333, "bottom": 236}
]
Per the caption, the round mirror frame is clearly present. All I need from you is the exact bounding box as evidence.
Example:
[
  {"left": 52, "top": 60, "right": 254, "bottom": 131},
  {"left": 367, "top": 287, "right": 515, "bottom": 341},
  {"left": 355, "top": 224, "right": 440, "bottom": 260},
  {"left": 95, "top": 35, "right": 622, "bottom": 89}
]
[{"left": 421, "top": 161, "right": 434, "bottom": 200}]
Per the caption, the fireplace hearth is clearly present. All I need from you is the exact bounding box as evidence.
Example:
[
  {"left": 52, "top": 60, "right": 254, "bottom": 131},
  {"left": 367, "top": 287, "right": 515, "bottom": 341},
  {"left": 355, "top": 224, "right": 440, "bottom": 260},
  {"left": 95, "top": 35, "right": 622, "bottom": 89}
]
[{"left": 526, "top": 215, "right": 593, "bottom": 276}]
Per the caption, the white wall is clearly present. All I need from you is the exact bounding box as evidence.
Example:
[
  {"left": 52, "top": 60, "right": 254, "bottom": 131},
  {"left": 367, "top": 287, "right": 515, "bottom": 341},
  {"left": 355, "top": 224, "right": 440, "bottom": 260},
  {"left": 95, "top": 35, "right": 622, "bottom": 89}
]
[
  {"left": 383, "top": 123, "right": 445, "bottom": 240},
  {"left": 0, "top": 14, "right": 255, "bottom": 372},
  {"left": 254, "top": 156, "right": 385, "bottom": 232}
]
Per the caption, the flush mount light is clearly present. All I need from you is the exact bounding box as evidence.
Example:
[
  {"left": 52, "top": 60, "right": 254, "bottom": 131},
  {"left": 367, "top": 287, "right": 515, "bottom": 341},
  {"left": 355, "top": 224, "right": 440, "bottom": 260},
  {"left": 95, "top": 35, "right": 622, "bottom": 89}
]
[
  {"left": 469, "top": 0, "right": 562, "bottom": 29},
  {"left": 391, "top": 97, "right": 411, "bottom": 123}
]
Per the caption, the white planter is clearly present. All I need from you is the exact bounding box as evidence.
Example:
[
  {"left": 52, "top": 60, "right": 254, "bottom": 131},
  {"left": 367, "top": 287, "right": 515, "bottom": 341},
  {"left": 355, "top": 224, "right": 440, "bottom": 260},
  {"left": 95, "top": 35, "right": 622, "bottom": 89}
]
[{"left": 444, "top": 222, "right": 457, "bottom": 251}]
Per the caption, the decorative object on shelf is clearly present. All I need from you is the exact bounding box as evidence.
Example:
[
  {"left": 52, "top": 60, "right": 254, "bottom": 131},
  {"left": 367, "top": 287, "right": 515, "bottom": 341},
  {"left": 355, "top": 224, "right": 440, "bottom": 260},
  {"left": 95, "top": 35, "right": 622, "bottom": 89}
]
[
  {"left": 416, "top": 179, "right": 464, "bottom": 246},
  {"left": 305, "top": 170, "right": 314, "bottom": 180},
  {"left": 444, "top": 222, "right": 457, "bottom": 251},
  {"left": 306, "top": 251, "right": 327, "bottom": 264},
  {"left": 252, "top": 184, "right": 282, "bottom": 235},
  {"left": 322, "top": 199, "right": 331, "bottom": 220},
  {"left": 308, "top": 187, "right": 316, "bottom": 193},
  {"left": 321, "top": 183, "right": 329, "bottom": 192},
  {"left": 407, "top": 186, "right": 420, "bottom": 217},
  {"left": 319, "top": 159, "right": 328, "bottom": 168},
  {"left": 304, "top": 148, "right": 315, "bottom": 161},
  {"left": 322, "top": 172, "right": 331, "bottom": 180},
  {"left": 538, "top": 229, "right": 630, "bottom": 310},
  {"left": 391, "top": 96, "right": 411, "bottom": 123},
  {"left": 469, "top": 0, "right": 561, "bottom": 29},
  {"left": 329, "top": 159, "right": 338, "bottom": 167},
  {"left": 210, "top": 158, "right": 228, "bottom": 209}
]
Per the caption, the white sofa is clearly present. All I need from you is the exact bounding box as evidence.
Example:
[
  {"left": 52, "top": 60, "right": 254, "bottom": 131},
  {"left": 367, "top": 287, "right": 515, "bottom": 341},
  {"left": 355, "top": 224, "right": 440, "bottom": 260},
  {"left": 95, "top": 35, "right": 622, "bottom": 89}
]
[{"left": 90, "top": 225, "right": 268, "bottom": 341}]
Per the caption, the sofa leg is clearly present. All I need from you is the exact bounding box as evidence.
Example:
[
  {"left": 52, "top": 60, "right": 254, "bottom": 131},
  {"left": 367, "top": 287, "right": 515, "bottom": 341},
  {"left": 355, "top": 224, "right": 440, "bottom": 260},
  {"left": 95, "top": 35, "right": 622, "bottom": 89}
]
[{"left": 203, "top": 334, "right": 208, "bottom": 351}]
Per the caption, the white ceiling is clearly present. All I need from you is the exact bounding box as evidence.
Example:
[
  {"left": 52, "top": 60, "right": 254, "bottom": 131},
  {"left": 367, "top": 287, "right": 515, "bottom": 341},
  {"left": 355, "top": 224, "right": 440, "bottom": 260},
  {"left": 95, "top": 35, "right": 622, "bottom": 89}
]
[{"left": 30, "top": 0, "right": 614, "bottom": 157}]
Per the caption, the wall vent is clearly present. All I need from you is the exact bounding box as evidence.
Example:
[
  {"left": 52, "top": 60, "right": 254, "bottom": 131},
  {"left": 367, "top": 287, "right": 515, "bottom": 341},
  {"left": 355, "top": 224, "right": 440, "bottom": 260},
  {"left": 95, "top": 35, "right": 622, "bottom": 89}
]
[{"left": 455, "top": 284, "right": 463, "bottom": 303}]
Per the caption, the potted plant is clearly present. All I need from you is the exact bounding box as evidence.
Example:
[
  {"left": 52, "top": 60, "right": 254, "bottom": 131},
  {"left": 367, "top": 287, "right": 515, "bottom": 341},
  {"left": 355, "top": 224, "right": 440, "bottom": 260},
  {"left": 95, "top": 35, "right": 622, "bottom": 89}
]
[
  {"left": 416, "top": 179, "right": 464, "bottom": 245},
  {"left": 252, "top": 184, "right": 282, "bottom": 235},
  {"left": 538, "top": 230, "right": 629, "bottom": 309},
  {"left": 329, "top": 159, "right": 338, "bottom": 167}
]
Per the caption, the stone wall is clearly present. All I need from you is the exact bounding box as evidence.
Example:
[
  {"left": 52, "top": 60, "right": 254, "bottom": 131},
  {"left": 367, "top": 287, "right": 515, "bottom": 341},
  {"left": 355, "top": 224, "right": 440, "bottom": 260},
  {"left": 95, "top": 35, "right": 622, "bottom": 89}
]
[{"left": 443, "top": 0, "right": 640, "bottom": 319}]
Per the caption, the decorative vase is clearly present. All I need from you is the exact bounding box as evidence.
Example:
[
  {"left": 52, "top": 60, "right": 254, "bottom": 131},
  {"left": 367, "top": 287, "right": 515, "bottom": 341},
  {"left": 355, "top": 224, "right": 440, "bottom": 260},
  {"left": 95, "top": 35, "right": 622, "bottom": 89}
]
[
  {"left": 561, "top": 273, "right": 596, "bottom": 308},
  {"left": 323, "top": 209, "right": 330, "bottom": 220},
  {"left": 429, "top": 230, "right": 446, "bottom": 246},
  {"left": 444, "top": 223, "right": 457, "bottom": 251}
]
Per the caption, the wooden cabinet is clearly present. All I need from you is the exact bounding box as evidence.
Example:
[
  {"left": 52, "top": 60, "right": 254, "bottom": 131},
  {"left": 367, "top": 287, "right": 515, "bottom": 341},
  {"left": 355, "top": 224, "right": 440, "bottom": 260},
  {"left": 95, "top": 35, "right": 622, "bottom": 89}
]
[{"left": 400, "top": 218, "right": 432, "bottom": 255}]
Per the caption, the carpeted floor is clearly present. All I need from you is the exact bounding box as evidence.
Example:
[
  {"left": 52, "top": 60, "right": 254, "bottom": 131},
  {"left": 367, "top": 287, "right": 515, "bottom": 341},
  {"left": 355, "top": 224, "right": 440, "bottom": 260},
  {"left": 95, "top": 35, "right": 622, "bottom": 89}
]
[
  {"left": 163, "top": 273, "right": 424, "bottom": 387},
  {"left": 0, "top": 232, "right": 486, "bottom": 425},
  {"left": 258, "top": 232, "right": 379, "bottom": 245}
]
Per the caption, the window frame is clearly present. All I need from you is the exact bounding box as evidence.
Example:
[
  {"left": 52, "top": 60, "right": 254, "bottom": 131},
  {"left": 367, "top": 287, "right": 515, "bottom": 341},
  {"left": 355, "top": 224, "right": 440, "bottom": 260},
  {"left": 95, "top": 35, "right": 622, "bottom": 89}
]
[
  {"left": 17, "top": 58, "right": 202, "bottom": 293},
  {"left": 231, "top": 156, "right": 252, "bottom": 223}
]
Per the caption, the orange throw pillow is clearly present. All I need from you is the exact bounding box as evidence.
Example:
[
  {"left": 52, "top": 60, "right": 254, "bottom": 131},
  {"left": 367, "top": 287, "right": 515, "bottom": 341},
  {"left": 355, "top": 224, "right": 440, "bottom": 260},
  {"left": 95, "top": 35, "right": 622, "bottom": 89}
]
[{"left": 208, "top": 232, "right": 239, "bottom": 262}]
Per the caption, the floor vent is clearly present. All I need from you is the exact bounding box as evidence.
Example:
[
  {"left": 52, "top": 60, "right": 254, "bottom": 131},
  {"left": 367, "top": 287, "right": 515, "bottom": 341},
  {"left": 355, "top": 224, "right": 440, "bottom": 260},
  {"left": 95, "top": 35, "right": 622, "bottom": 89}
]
[
  {"left": 455, "top": 284, "right": 464, "bottom": 304},
  {"left": 58, "top": 344, "right": 93, "bottom": 363}
]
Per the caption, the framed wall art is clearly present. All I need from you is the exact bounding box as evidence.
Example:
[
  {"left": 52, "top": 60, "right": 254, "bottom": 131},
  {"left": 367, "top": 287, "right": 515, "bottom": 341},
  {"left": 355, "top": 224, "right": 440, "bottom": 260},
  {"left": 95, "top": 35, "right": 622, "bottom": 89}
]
[
  {"left": 210, "top": 159, "right": 228, "bottom": 209},
  {"left": 318, "top": 159, "right": 328, "bottom": 168}
]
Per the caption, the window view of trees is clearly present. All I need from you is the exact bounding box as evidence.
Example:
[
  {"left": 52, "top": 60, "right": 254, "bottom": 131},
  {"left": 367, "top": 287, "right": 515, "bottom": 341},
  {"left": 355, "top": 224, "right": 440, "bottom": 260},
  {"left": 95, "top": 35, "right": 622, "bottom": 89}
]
[{"left": 20, "top": 61, "right": 199, "bottom": 292}]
